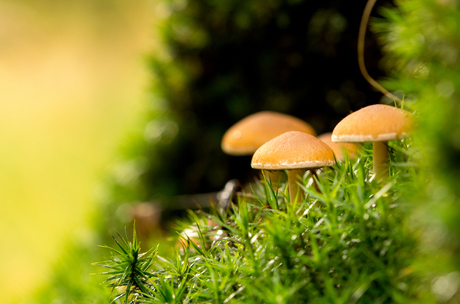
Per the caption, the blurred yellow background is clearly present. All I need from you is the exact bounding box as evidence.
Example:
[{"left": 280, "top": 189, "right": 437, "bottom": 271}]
[{"left": 0, "top": 0, "right": 154, "bottom": 301}]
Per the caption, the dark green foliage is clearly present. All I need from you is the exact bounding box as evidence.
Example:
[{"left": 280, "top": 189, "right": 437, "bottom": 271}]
[
  {"left": 112, "top": 0, "right": 393, "bottom": 209},
  {"left": 96, "top": 142, "right": 419, "bottom": 303},
  {"left": 373, "top": 0, "right": 460, "bottom": 301}
]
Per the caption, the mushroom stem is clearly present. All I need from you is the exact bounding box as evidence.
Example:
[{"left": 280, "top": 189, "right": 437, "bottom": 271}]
[
  {"left": 288, "top": 169, "right": 305, "bottom": 203},
  {"left": 311, "top": 169, "right": 320, "bottom": 193},
  {"left": 262, "top": 170, "right": 282, "bottom": 184},
  {"left": 373, "top": 141, "right": 389, "bottom": 180}
]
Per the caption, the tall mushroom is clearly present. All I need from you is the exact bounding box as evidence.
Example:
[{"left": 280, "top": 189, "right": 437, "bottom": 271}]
[
  {"left": 251, "top": 131, "right": 335, "bottom": 203},
  {"left": 331, "top": 104, "right": 413, "bottom": 179},
  {"left": 222, "top": 111, "right": 316, "bottom": 182}
]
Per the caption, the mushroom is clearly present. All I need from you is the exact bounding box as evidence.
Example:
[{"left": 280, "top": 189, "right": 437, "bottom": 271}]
[
  {"left": 331, "top": 104, "right": 413, "bottom": 179},
  {"left": 221, "top": 111, "right": 316, "bottom": 182},
  {"left": 317, "top": 132, "right": 359, "bottom": 161},
  {"left": 251, "top": 131, "right": 335, "bottom": 203},
  {"left": 177, "top": 218, "right": 222, "bottom": 250}
]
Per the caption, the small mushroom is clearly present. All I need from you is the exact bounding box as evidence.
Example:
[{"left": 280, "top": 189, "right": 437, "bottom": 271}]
[
  {"left": 176, "top": 218, "right": 220, "bottom": 250},
  {"left": 317, "top": 132, "right": 359, "bottom": 161},
  {"left": 222, "top": 111, "right": 316, "bottom": 155},
  {"left": 251, "top": 131, "right": 335, "bottom": 203},
  {"left": 331, "top": 104, "right": 413, "bottom": 179},
  {"left": 221, "top": 111, "right": 316, "bottom": 183}
]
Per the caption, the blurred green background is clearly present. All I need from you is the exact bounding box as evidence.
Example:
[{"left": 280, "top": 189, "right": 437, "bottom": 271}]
[{"left": 0, "top": 0, "right": 154, "bottom": 301}]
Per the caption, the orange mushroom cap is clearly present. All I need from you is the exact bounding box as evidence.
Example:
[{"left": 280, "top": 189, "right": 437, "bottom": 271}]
[
  {"left": 332, "top": 104, "right": 413, "bottom": 143},
  {"left": 251, "top": 131, "right": 335, "bottom": 170},
  {"left": 222, "top": 111, "right": 316, "bottom": 156},
  {"left": 317, "top": 132, "right": 359, "bottom": 160}
]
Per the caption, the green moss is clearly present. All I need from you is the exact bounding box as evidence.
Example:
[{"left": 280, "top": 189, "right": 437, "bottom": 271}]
[{"left": 96, "top": 141, "right": 420, "bottom": 303}]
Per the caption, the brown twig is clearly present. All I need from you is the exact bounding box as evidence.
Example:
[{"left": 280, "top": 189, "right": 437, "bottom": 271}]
[{"left": 358, "top": 0, "right": 402, "bottom": 104}]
